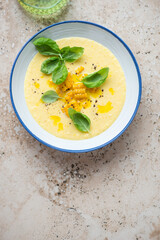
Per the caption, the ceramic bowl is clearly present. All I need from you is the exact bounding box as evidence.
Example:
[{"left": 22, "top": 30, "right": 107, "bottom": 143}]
[{"left": 10, "top": 21, "right": 142, "bottom": 153}]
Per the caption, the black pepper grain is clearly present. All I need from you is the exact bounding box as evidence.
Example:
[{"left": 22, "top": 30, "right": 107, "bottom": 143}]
[
  {"left": 96, "top": 113, "right": 98, "bottom": 115},
  {"left": 93, "top": 105, "right": 95, "bottom": 107},
  {"left": 95, "top": 100, "right": 97, "bottom": 103}
]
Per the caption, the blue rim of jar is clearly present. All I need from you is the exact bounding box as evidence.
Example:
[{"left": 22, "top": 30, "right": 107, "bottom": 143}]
[
  {"left": 10, "top": 20, "right": 142, "bottom": 153},
  {"left": 19, "top": 0, "right": 63, "bottom": 10}
]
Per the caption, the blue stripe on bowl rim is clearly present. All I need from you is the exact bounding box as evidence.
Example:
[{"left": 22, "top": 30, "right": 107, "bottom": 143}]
[{"left": 10, "top": 20, "right": 142, "bottom": 153}]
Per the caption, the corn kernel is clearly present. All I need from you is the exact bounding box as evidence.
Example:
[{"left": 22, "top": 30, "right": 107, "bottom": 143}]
[
  {"left": 58, "top": 123, "right": 63, "bottom": 131},
  {"left": 34, "top": 82, "right": 40, "bottom": 89},
  {"left": 109, "top": 88, "right": 115, "bottom": 95},
  {"left": 75, "top": 66, "right": 84, "bottom": 74},
  {"left": 50, "top": 116, "right": 61, "bottom": 126}
]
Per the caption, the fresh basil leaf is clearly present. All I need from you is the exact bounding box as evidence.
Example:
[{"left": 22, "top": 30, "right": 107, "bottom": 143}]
[
  {"left": 61, "top": 46, "right": 70, "bottom": 56},
  {"left": 82, "top": 67, "right": 109, "bottom": 88},
  {"left": 68, "top": 108, "right": 77, "bottom": 121},
  {"left": 68, "top": 108, "right": 91, "bottom": 133},
  {"left": 33, "top": 37, "right": 60, "bottom": 56},
  {"left": 62, "top": 47, "right": 84, "bottom": 62},
  {"left": 41, "top": 57, "right": 60, "bottom": 75},
  {"left": 52, "top": 61, "right": 68, "bottom": 85},
  {"left": 41, "top": 90, "right": 60, "bottom": 103}
]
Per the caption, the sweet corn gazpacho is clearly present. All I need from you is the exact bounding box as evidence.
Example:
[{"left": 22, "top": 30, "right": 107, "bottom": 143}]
[{"left": 24, "top": 37, "right": 126, "bottom": 140}]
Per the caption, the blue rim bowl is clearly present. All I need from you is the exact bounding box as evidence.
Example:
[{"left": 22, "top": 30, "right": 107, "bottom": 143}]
[{"left": 10, "top": 21, "right": 142, "bottom": 153}]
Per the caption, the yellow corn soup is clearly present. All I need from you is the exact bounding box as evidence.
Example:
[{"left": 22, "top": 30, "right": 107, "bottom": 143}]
[{"left": 24, "top": 37, "right": 126, "bottom": 140}]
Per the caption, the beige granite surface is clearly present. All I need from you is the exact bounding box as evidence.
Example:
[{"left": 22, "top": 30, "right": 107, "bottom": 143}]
[{"left": 0, "top": 0, "right": 160, "bottom": 239}]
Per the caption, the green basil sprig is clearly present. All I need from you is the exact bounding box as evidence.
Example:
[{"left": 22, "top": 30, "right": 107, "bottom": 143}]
[
  {"left": 33, "top": 37, "right": 84, "bottom": 85},
  {"left": 33, "top": 37, "right": 60, "bottom": 56},
  {"left": 41, "top": 57, "right": 60, "bottom": 75},
  {"left": 68, "top": 108, "right": 91, "bottom": 133},
  {"left": 41, "top": 90, "right": 60, "bottom": 103},
  {"left": 82, "top": 67, "right": 109, "bottom": 88}
]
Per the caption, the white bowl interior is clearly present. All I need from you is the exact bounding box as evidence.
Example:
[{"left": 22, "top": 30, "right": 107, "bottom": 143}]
[{"left": 11, "top": 22, "right": 140, "bottom": 152}]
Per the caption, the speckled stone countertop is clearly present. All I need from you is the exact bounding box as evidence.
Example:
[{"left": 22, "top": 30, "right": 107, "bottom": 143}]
[{"left": 0, "top": 0, "right": 160, "bottom": 239}]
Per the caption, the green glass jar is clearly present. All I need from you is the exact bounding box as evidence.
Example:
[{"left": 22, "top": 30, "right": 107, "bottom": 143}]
[{"left": 18, "top": 0, "right": 70, "bottom": 23}]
